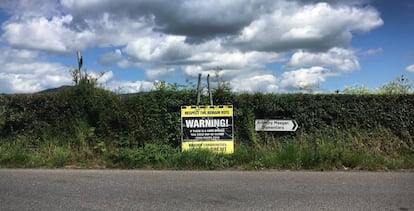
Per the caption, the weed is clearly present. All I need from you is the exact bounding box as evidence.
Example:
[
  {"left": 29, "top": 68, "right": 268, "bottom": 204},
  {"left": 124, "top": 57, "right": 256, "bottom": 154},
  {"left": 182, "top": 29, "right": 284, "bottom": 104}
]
[
  {"left": 276, "top": 142, "right": 302, "bottom": 169},
  {"left": 47, "top": 146, "right": 72, "bottom": 168},
  {"left": 0, "top": 142, "right": 36, "bottom": 167},
  {"left": 107, "top": 148, "right": 146, "bottom": 168}
]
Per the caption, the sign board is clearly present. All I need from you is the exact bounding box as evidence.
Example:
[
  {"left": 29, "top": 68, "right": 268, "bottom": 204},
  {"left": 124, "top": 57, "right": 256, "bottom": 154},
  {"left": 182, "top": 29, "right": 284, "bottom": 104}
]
[
  {"left": 181, "top": 105, "right": 233, "bottom": 153},
  {"left": 255, "top": 119, "right": 298, "bottom": 132}
]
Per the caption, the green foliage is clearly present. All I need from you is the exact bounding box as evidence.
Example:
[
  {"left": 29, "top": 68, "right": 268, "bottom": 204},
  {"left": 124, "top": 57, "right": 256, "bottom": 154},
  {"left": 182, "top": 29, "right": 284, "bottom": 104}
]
[
  {"left": 1, "top": 76, "right": 414, "bottom": 170},
  {"left": 343, "top": 85, "right": 372, "bottom": 94},
  {"left": 275, "top": 142, "right": 303, "bottom": 169},
  {"left": 0, "top": 137, "right": 41, "bottom": 167},
  {"left": 2, "top": 80, "right": 413, "bottom": 150},
  {"left": 1, "top": 139, "right": 413, "bottom": 170},
  {"left": 174, "top": 149, "right": 227, "bottom": 170},
  {"left": 45, "top": 146, "right": 72, "bottom": 168},
  {"left": 107, "top": 148, "right": 147, "bottom": 168},
  {"left": 94, "top": 141, "right": 107, "bottom": 154},
  {"left": 70, "top": 68, "right": 105, "bottom": 88},
  {"left": 141, "top": 144, "right": 177, "bottom": 167},
  {"left": 0, "top": 144, "right": 34, "bottom": 167},
  {"left": 106, "top": 144, "right": 178, "bottom": 169},
  {"left": 377, "top": 75, "right": 413, "bottom": 94}
]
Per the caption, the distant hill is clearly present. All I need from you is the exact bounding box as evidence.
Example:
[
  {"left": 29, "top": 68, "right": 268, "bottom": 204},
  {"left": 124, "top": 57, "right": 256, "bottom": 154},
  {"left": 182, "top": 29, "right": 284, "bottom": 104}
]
[
  {"left": 120, "top": 91, "right": 150, "bottom": 97},
  {"left": 37, "top": 85, "right": 73, "bottom": 94},
  {"left": 36, "top": 85, "right": 152, "bottom": 96}
]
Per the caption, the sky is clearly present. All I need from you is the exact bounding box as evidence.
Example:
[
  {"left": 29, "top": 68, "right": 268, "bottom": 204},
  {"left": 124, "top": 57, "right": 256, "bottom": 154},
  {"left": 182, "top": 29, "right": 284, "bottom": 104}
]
[{"left": 0, "top": 0, "right": 413, "bottom": 94}]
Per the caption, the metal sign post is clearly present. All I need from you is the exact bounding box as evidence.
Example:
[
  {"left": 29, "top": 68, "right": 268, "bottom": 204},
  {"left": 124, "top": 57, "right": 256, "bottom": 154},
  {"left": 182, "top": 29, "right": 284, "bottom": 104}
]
[{"left": 195, "top": 73, "right": 214, "bottom": 106}]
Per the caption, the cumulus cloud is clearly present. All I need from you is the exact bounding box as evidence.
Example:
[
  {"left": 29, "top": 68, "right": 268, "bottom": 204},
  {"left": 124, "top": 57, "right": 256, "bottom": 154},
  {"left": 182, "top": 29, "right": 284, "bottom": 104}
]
[
  {"left": 2, "top": 16, "right": 76, "bottom": 53},
  {"left": 146, "top": 68, "right": 176, "bottom": 80},
  {"left": 0, "top": 0, "right": 385, "bottom": 93},
  {"left": 0, "top": 48, "right": 72, "bottom": 93},
  {"left": 359, "top": 48, "right": 383, "bottom": 57},
  {"left": 230, "top": 2, "right": 383, "bottom": 52},
  {"left": 124, "top": 35, "right": 190, "bottom": 64},
  {"left": 287, "top": 48, "right": 359, "bottom": 71},
  {"left": 0, "top": 47, "right": 115, "bottom": 94},
  {"left": 3, "top": 0, "right": 382, "bottom": 54},
  {"left": 98, "top": 49, "right": 123, "bottom": 66},
  {"left": 406, "top": 64, "right": 414, "bottom": 73},
  {"left": 0, "top": 0, "right": 61, "bottom": 17},
  {"left": 230, "top": 72, "right": 279, "bottom": 93},
  {"left": 279, "top": 67, "right": 335, "bottom": 91},
  {"left": 60, "top": 0, "right": 275, "bottom": 42},
  {"left": 102, "top": 80, "right": 155, "bottom": 93},
  {"left": 87, "top": 70, "right": 114, "bottom": 84},
  {"left": 122, "top": 34, "right": 284, "bottom": 81},
  {"left": 180, "top": 49, "right": 283, "bottom": 79}
]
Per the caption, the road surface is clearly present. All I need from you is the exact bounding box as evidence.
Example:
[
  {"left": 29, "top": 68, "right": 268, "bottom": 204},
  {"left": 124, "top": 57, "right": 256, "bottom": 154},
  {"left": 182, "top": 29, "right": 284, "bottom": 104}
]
[{"left": 0, "top": 169, "right": 413, "bottom": 210}]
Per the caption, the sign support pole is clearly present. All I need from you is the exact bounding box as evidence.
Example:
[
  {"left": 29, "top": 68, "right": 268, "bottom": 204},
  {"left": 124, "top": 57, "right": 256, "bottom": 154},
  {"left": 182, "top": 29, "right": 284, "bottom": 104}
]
[
  {"left": 207, "top": 74, "right": 213, "bottom": 106},
  {"left": 77, "top": 51, "right": 83, "bottom": 81},
  {"left": 196, "top": 73, "right": 201, "bottom": 105}
]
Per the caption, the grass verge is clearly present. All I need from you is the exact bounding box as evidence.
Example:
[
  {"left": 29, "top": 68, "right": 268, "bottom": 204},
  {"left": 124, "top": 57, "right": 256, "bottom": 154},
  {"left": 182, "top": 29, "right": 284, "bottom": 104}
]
[{"left": 1, "top": 140, "right": 413, "bottom": 170}]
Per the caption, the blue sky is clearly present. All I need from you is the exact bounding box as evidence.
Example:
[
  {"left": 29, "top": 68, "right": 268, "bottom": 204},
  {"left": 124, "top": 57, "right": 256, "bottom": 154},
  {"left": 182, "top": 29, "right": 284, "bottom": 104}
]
[{"left": 0, "top": 0, "right": 413, "bottom": 94}]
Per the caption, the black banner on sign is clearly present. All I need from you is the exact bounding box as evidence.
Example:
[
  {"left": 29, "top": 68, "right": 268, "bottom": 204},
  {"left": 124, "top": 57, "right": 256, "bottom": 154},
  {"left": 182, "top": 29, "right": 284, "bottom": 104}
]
[{"left": 182, "top": 117, "right": 233, "bottom": 141}]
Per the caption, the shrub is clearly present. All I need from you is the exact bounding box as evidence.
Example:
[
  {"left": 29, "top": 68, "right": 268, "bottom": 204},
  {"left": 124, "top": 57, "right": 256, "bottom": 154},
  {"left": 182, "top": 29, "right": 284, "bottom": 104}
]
[
  {"left": 173, "top": 149, "right": 232, "bottom": 170},
  {"left": 47, "top": 146, "right": 72, "bottom": 168},
  {"left": 107, "top": 148, "right": 147, "bottom": 169}
]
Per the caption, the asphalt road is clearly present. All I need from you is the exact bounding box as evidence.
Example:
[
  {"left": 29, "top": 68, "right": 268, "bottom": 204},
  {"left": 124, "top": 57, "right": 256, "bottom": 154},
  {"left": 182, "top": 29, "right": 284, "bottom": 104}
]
[{"left": 0, "top": 169, "right": 413, "bottom": 211}]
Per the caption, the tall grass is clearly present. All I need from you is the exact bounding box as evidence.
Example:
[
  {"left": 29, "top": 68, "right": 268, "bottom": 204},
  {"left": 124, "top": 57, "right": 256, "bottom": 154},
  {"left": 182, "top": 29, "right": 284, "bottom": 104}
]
[{"left": 1, "top": 132, "right": 413, "bottom": 170}]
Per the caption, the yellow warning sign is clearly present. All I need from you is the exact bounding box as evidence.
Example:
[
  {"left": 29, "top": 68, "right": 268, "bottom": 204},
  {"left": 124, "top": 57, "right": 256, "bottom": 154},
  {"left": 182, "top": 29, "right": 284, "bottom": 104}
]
[{"left": 181, "top": 105, "right": 234, "bottom": 153}]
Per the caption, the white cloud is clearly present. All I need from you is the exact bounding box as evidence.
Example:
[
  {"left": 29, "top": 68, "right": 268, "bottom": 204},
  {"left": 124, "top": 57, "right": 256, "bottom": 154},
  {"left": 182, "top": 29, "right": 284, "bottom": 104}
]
[
  {"left": 123, "top": 35, "right": 284, "bottom": 83},
  {"left": 0, "top": 48, "right": 72, "bottom": 93},
  {"left": 3, "top": 1, "right": 383, "bottom": 54},
  {"left": 180, "top": 49, "right": 283, "bottom": 82},
  {"left": 279, "top": 66, "right": 335, "bottom": 91},
  {"left": 60, "top": 0, "right": 276, "bottom": 41},
  {"left": 146, "top": 68, "right": 176, "bottom": 80},
  {"left": 124, "top": 35, "right": 190, "bottom": 63},
  {"left": 0, "top": 0, "right": 61, "bottom": 17},
  {"left": 182, "top": 66, "right": 205, "bottom": 78},
  {"left": 0, "top": 0, "right": 385, "bottom": 93},
  {"left": 0, "top": 48, "right": 38, "bottom": 61},
  {"left": 2, "top": 13, "right": 153, "bottom": 54},
  {"left": 406, "top": 64, "right": 414, "bottom": 73},
  {"left": 193, "top": 51, "right": 283, "bottom": 72},
  {"left": 98, "top": 49, "right": 123, "bottom": 66},
  {"left": 359, "top": 48, "right": 383, "bottom": 57},
  {"left": 2, "top": 16, "right": 75, "bottom": 53},
  {"left": 230, "top": 72, "right": 279, "bottom": 93},
  {"left": 231, "top": 2, "right": 383, "bottom": 52},
  {"left": 87, "top": 70, "right": 114, "bottom": 84},
  {"left": 103, "top": 80, "right": 155, "bottom": 93},
  {"left": 287, "top": 48, "right": 359, "bottom": 71}
]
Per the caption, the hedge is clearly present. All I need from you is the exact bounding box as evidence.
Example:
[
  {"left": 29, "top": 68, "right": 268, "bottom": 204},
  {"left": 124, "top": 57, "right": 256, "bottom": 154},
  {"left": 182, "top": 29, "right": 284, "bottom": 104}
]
[{"left": 1, "top": 86, "right": 413, "bottom": 152}]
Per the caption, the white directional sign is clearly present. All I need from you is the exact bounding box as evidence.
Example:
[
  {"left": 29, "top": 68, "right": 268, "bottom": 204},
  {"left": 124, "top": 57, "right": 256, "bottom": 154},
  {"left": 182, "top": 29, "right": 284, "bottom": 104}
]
[{"left": 255, "top": 119, "right": 298, "bottom": 132}]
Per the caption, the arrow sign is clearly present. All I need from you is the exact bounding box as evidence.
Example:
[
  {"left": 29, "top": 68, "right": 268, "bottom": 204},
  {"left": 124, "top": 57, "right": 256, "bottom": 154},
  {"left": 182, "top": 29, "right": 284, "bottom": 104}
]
[{"left": 255, "top": 119, "right": 298, "bottom": 132}]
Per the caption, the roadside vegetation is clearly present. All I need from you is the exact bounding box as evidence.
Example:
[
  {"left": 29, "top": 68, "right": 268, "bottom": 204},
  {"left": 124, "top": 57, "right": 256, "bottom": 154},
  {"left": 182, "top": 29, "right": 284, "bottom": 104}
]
[
  {"left": 0, "top": 73, "right": 413, "bottom": 170},
  {"left": 1, "top": 140, "right": 413, "bottom": 170}
]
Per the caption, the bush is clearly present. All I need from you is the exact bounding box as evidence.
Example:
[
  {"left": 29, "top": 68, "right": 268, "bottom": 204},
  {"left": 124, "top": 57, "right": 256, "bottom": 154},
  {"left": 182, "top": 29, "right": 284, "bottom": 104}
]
[
  {"left": 0, "top": 139, "right": 39, "bottom": 167},
  {"left": 275, "top": 142, "right": 302, "bottom": 169},
  {"left": 1, "top": 84, "right": 413, "bottom": 170},
  {"left": 47, "top": 146, "right": 72, "bottom": 168},
  {"left": 106, "top": 144, "right": 178, "bottom": 169},
  {"left": 173, "top": 149, "right": 232, "bottom": 170},
  {"left": 107, "top": 148, "right": 147, "bottom": 169}
]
